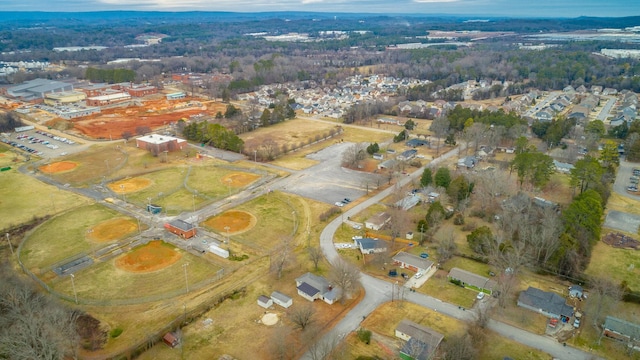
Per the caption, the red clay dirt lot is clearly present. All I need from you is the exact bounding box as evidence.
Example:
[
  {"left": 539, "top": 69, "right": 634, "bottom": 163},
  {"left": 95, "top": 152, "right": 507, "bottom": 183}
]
[{"left": 67, "top": 98, "right": 227, "bottom": 139}]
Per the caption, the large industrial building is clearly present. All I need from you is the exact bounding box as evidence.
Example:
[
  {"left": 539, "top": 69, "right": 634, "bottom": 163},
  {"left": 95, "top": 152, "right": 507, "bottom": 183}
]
[
  {"left": 43, "top": 91, "right": 87, "bottom": 106},
  {"left": 5, "top": 79, "right": 74, "bottom": 102}
]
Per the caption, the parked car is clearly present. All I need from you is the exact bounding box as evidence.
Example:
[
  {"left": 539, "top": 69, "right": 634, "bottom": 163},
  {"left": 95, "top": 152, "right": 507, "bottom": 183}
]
[
  {"left": 573, "top": 318, "right": 581, "bottom": 328},
  {"left": 628, "top": 185, "right": 638, "bottom": 192},
  {"left": 334, "top": 201, "right": 344, "bottom": 207},
  {"left": 476, "top": 292, "right": 485, "bottom": 300},
  {"left": 414, "top": 271, "right": 424, "bottom": 279},
  {"left": 343, "top": 198, "right": 351, "bottom": 203}
]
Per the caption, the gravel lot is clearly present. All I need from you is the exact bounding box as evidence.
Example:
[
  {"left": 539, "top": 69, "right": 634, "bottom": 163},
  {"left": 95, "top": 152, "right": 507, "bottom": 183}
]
[
  {"left": 604, "top": 210, "right": 640, "bottom": 234},
  {"left": 277, "top": 142, "right": 385, "bottom": 204}
]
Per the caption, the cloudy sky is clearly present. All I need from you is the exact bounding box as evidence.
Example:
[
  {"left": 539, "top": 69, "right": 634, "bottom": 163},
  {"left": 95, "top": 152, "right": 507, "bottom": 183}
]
[{"left": 0, "top": 0, "right": 636, "bottom": 17}]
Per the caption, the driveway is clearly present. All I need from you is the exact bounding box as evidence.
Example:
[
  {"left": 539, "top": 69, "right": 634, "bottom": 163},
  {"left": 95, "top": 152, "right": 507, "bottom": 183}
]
[{"left": 604, "top": 211, "right": 640, "bottom": 234}]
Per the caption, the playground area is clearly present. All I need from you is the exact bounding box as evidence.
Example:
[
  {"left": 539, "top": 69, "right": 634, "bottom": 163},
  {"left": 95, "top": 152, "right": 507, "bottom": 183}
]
[
  {"left": 39, "top": 161, "right": 78, "bottom": 174},
  {"left": 203, "top": 210, "right": 257, "bottom": 234},
  {"left": 115, "top": 240, "right": 182, "bottom": 273}
]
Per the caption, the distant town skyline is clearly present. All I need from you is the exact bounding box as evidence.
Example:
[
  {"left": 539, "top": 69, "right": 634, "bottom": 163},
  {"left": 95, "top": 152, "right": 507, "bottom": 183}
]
[{"left": 0, "top": 0, "right": 637, "bottom": 18}]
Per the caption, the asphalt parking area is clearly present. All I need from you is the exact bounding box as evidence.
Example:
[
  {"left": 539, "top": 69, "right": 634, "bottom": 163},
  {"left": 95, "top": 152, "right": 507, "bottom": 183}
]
[
  {"left": 279, "top": 142, "right": 384, "bottom": 205},
  {"left": 604, "top": 210, "right": 640, "bottom": 234}
]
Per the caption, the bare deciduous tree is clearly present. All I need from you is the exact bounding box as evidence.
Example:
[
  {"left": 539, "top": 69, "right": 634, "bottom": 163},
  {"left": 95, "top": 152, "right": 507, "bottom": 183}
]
[
  {"left": 341, "top": 143, "right": 367, "bottom": 169},
  {"left": 429, "top": 117, "right": 450, "bottom": 155},
  {"left": 440, "top": 333, "right": 476, "bottom": 360},
  {"left": 587, "top": 277, "right": 622, "bottom": 329},
  {"left": 268, "top": 326, "right": 295, "bottom": 360},
  {"left": 272, "top": 236, "right": 293, "bottom": 279},
  {"left": 329, "top": 259, "right": 361, "bottom": 304},
  {"left": 308, "top": 246, "right": 323, "bottom": 271},
  {"left": 436, "top": 230, "right": 457, "bottom": 265},
  {"left": 290, "top": 305, "right": 315, "bottom": 330}
]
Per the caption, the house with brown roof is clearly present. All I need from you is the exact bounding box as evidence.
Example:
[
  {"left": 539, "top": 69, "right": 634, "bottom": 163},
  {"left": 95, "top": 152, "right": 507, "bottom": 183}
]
[
  {"left": 393, "top": 252, "right": 434, "bottom": 273},
  {"left": 365, "top": 212, "right": 391, "bottom": 231},
  {"left": 395, "top": 319, "right": 444, "bottom": 360}
]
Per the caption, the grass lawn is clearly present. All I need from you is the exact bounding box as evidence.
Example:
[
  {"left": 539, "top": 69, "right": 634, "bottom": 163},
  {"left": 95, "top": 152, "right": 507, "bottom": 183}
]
[
  {"left": 492, "top": 300, "right": 549, "bottom": 335},
  {"left": 50, "top": 244, "right": 220, "bottom": 301},
  {"left": 420, "top": 270, "right": 477, "bottom": 308},
  {"left": 479, "top": 329, "right": 552, "bottom": 359},
  {"left": 20, "top": 204, "right": 135, "bottom": 271},
  {"left": 121, "top": 167, "right": 186, "bottom": 205},
  {"left": 585, "top": 240, "right": 640, "bottom": 291},
  {"left": 0, "top": 169, "right": 90, "bottom": 231},
  {"left": 606, "top": 192, "right": 640, "bottom": 216}
]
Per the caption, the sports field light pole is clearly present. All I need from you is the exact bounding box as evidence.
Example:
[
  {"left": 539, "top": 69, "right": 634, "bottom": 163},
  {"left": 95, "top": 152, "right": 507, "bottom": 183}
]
[
  {"left": 120, "top": 184, "right": 126, "bottom": 202},
  {"left": 253, "top": 149, "right": 257, "bottom": 162},
  {"left": 136, "top": 217, "right": 141, "bottom": 235},
  {"left": 292, "top": 211, "right": 296, "bottom": 234},
  {"left": 182, "top": 263, "right": 190, "bottom": 293},
  {"left": 70, "top": 274, "right": 78, "bottom": 304},
  {"left": 224, "top": 226, "right": 230, "bottom": 244},
  {"left": 5, "top": 233, "right": 13, "bottom": 255}
]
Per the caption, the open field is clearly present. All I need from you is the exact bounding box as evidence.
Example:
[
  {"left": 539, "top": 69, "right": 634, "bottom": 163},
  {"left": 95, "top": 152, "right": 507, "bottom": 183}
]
[
  {"left": 607, "top": 192, "right": 640, "bottom": 216},
  {"left": 50, "top": 241, "right": 220, "bottom": 302},
  {"left": 267, "top": 120, "right": 393, "bottom": 170},
  {"left": 36, "top": 144, "right": 128, "bottom": 185},
  {"left": 0, "top": 169, "right": 90, "bottom": 231},
  {"left": 585, "top": 239, "right": 640, "bottom": 291},
  {"left": 420, "top": 269, "right": 480, "bottom": 308},
  {"left": 20, "top": 204, "right": 137, "bottom": 271}
]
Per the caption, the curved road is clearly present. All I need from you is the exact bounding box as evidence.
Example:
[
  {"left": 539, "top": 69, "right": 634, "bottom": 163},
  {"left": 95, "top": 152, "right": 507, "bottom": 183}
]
[{"left": 303, "top": 145, "right": 603, "bottom": 360}]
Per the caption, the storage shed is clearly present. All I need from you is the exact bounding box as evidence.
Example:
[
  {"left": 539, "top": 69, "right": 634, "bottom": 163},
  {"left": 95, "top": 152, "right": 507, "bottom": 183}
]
[
  {"left": 257, "top": 295, "right": 273, "bottom": 309},
  {"left": 271, "top": 291, "right": 293, "bottom": 308}
]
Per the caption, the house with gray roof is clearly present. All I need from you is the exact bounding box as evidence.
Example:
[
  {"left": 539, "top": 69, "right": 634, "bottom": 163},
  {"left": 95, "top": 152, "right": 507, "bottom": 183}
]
[
  {"left": 395, "top": 194, "right": 421, "bottom": 211},
  {"left": 353, "top": 237, "right": 388, "bottom": 254},
  {"left": 395, "top": 319, "right": 444, "bottom": 360},
  {"left": 397, "top": 149, "right": 418, "bottom": 161},
  {"left": 517, "top": 286, "right": 573, "bottom": 320},
  {"left": 603, "top": 316, "right": 640, "bottom": 347},
  {"left": 295, "top": 272, "right": 341, "bottom": 305},
  {"left": 406, "top": 138, "right": 430, "bottom": 148},
  {"left": 448, "top": 267, "right": 497, "bottom": 294},
  {"left": 393, "top": 252, "right": 434, "bottom": 273}
]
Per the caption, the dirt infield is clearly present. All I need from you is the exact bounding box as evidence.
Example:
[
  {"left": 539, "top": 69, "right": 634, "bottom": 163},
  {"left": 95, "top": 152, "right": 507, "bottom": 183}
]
[
  {"left": 203, "top": 210, "right": 256, "bottom": 234},
  {"left": 108, "top": 177, "right": 153, "bottom": 193},
  {"left": 115, "top": 240, "right": 181, "bottom": 273},
  {"left": 39, "top": 161, "right": 78, "bottom": 174},
  {"left": 88, "top": 218, "right": 138, "bottom": 242},
  {"left": 70, "top": 98, "right": 227, "bottom": 139},
  {"left": 221, "top": 172, "right": 261, "bottom": 187}
]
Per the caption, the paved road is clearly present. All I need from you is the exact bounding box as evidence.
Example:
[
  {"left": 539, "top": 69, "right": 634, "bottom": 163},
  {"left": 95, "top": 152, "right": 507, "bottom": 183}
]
[
  {"left": 302, "top": 143, "right": 603, "bottom": 360},
  {"left": 596, "top": 97, "right": 616, "bottom": 122}
]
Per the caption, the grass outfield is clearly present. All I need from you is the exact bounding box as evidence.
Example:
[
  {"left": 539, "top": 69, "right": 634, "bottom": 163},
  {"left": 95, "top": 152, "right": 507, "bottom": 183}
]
[
  {"left": 585, "top": 239, "right": 640, "bottom": 291},
  {"left": 205, "top": 192, "right": 296, "bottom": 251},
  {"left": 121, "top": 167, "right": 186, "bottom": 205},
  {"left": 20, "top": 204, "right": 135, "bottom": 271},
  {"left": 0, "top": 169, "right": 90, "bottom": 231},
  {"left": 50, "top": 244, "right": 220, "bottom": 301},
  {"left": 44, "top": 144, "right": 127, "bottom": 185}
]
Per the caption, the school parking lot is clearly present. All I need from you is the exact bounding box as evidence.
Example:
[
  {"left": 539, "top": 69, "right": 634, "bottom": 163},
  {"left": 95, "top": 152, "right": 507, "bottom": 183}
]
[{"left": 2, "top": 129, "right": 83, "bottom": 158}]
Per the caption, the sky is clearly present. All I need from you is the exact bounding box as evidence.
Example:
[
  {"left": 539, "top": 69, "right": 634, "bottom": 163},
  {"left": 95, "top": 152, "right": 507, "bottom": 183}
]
[{"left": 0, "top": 0, "right": 637, "bottom": 18}]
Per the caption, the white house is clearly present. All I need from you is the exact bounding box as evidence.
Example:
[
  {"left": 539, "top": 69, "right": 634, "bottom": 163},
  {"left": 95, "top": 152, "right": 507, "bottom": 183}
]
[
  {"left": 270, "top": 291, "right": 293, "bottom": 308},
  {"left": 365, "top": 212, "right": 392, "bottom": 231},
  {"left": 257, "top": 295, "right": 273, "bottom": 309},
  {"left": 295, "top": 272, "right": 341, "bottom": 305}
]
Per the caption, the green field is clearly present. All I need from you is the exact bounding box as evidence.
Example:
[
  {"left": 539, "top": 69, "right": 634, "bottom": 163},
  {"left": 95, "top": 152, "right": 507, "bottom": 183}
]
[
  {"left": 585, "top": 240, "right": 640, "bottom": 291},
  {"left": 20, "top": 204, "right": 135, "bottom": 270},
  {"left": 0, "top": 169, "right": 90, "bottom": 231},
  {"left": 45, "top": 144, "right": 127, "bottom": 185},
  {"left": 50, "top": 243, "right": 220, "bottom": 302}
]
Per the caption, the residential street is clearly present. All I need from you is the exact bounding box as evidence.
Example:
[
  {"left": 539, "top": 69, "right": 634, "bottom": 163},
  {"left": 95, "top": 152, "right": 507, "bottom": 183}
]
[{"left": 303, "top": 143, "right": 603, "bottom": 360}]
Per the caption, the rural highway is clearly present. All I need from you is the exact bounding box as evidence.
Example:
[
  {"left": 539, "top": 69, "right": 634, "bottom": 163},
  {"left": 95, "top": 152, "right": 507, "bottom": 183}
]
[{"left": 302, "top": 144, "right": 603, "bottom": 360}]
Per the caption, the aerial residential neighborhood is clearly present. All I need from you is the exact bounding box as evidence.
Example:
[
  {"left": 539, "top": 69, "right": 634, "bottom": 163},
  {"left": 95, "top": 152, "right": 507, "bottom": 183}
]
[{"left": 0, "top": 7, "right": 640, "bottom": 360}]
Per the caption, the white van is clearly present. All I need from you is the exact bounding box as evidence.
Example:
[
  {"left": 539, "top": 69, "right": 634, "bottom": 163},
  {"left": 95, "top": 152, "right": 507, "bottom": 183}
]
[{"left": 414, "top": 271, "right": 424, "bottom": 279}]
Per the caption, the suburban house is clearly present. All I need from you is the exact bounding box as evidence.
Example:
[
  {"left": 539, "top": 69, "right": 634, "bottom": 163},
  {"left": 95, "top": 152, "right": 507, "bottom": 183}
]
[
  {"left": 377, "top": 159, "right": 398, "bottom": 170},
  {"left": 406, "top": 138, "right": 430, "bottom": 148},
  {"left": 517, "top": 287, "right": 574, "bottom": 320},
  {"left": 447, "top": 267, "right": 497, "bottom": 294},
  {"left": 164, "top": 219, "right": 197, "bottom": 239},
  {"left": 295, "top": 272, "right": 341, "bottom": 305},
  {"left": 136, "top": 134, "right": 187, "bottom": 154},
  {"left": 373, "top": 153, "right": 384, "bottom": 160},
  {"left": 395, "top": 319, "right": 444, "bottom": 360},
  {"left": 270, "top": 291, "right": 293, "bottom": 308},
  {"left": 602, "top": 316, "right": 640, "bottom": 347},
  {"left": 393, "top": 252, "right": 434, "bottom": 274},
  {"left": 353, "top": 237, "right": 388, "bottom": 254},
  {"left": 397, "top": 149, "right": 418, "bottom": 161},
  {"left": 257, "top": 295, "right": 273, "bottom": 309},
  {"left": 365, "top": 212, "right": 392, "bottom": 231},
  {"left": 553, "top": 160, "right": 575, "bottom": 173},
  {"left": 395, "top": 194, "right": 421, "bottom": 210},
  {"left": 457, "top": 156, "right": 477, "bottom": 169}
]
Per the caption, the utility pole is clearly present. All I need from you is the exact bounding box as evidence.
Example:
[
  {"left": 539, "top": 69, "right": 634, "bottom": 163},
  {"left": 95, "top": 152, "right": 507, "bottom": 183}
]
[
  {"left": 182, "top": 263, "right": 190, "bottom": 293},
  {"left": 5, "top": 233, "right": 13, "bottom": 255},
  {"left": 70, "top": 274, "right": 78, "bottom": 304}
]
